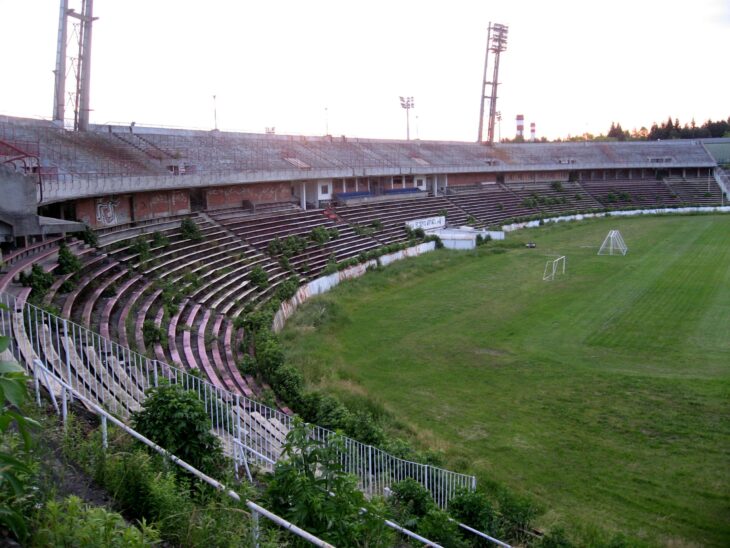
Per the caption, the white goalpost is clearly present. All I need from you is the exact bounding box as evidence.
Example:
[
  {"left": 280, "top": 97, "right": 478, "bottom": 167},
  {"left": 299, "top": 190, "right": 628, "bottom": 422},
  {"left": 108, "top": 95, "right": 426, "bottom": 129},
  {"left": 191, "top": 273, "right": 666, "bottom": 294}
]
[
  {"left": 598, "top": 230, "right": 628, "bottom": 256},
  {"left": 543, "top": 255, "right": 566, "bottom": 281}
]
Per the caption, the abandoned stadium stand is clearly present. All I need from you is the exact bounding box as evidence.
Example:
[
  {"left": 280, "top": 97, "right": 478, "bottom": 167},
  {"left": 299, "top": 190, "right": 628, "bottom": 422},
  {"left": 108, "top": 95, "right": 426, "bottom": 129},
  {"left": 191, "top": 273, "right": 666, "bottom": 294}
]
[{"left": 1, "top": 113, "right": 727, "bottom": 417}]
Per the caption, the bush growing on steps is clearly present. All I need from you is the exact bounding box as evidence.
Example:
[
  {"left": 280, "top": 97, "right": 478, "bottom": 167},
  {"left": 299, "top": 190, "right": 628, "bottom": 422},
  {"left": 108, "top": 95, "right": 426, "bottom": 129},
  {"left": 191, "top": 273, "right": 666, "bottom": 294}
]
[
  {"left": 180, "top": 217, "right": 202, "bottom": 241},
  {"left": 275, "top": 275, "right": 300, "bottom": 301},
  {"left": 77, "top": 226, "right": 99, "bottom": 247},
  {"left": 130, "top": 236, "right": 151, "bottom": 263},
  {"left": 142, "top": 320, "right": 166, "bottom": 346},
  {"left": 56, "top": 241, "right": 82, "bottom": 276},
  {"left": 249, "top": 265, "right": 269, "bottom": 290},
  {"left": 150, "top": 230, "right": 169, "bottom": 248},
  {"left": 19, "top": 264, "right": 53, "bottom": 302},
  {"left": 131, "top": 383, "right": 224, "bottom": 476}
]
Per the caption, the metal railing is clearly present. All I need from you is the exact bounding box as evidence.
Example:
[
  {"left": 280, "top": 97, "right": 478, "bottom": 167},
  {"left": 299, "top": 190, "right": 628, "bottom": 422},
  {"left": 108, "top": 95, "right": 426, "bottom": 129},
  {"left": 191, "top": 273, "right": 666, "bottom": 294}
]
[
  {"left": 0, "top": 291, "right": 476, "bottom": 509},
  {"left": 28, "top": 357, "right": 335, "bottom": 547}
]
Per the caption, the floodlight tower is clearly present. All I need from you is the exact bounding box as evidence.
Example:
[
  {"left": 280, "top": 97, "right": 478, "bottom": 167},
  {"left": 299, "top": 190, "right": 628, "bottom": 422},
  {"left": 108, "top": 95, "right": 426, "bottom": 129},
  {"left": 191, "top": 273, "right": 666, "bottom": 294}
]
[
  {"left": 477, "top": 22, "right": 508, "bottom": 144},
  {"left": 400, "top": 96, "right": 414, "bottom": 140},
  {"left": 52, "top": 0, "right": 97, "bottom": 131}
]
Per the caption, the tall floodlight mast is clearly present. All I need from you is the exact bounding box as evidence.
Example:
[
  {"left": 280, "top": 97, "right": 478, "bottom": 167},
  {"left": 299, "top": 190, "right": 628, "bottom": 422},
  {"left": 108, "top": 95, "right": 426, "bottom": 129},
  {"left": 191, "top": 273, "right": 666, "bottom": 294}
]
[
  {"left": 52, "top": 0, "right": 69, "bottom": 125},
  {"left": 52, "top": 0, "right": 97, "bottom": 131},
  {"left": 477, "top": 22, "right": 508, "bottom": 144},
  {"left": 399, "top": 96, "right": 414, "bottom": 141}
]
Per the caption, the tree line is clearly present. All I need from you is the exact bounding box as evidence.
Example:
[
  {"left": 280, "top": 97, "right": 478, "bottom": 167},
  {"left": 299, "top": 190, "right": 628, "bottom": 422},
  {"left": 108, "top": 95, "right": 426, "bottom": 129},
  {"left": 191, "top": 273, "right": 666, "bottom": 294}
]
[{"left": 501, "top": 116, "right": 730, "bottom": 143}]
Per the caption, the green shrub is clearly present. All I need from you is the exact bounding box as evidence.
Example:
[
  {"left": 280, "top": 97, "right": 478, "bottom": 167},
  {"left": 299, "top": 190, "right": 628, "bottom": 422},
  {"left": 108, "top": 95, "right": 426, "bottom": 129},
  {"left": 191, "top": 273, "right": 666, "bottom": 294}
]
[
  {"left": 370, "top": 219, "right": 383, "bottom": 230},
  {"left": 497, "top": 490, "right": 543, "bottom": 544},
  {"left": 278, "top": 255, "right": 293, "bottom": 272},
  {"left": 130, "top": 236, "right": 151, "bottom": 262},
  {"left": 425, "top": 234, "right": 444, "bottom": 249},
  {"left": 150, "top": 231, "right": 169, "bottom": 247},
  {"left": 0, "top": 331, "right": 39, "bottom": 541},
  {"left": 448, "top": 488, "right": 498, "bottom": 535},
  {"left": 249, "top": 265, "right": 269, "bottom": 289},
  {"left": 268, "top": 237, "right": 283, "bottom": 255},
  {"left": 19, "top": 264, "right": 53, "bottom": 301},
  {"left": 271, "top": 364, "right": 305, "bottom": 406},
  {"left": 56, "top": 241, "right": 82, "bottom": 276},
  {"left": 389, "top": 478, "right": 434, "bottom": 519},
  {"left": 180, "top": 218, "right": 202, "bottom": 241},
  {"left": 551, "top": 181, "right": 565, "bottom": 192},
  {"left": 31, "top": 495, "right": 159, "bottom": 547},
  {"left": 309, "top": 225, "right": 331, "bottom": 245},
  {"left": 265, "top": 419, "right": 393, "bottom": 547},
  {"left": 131, "top": 384, "right": 224, "bottom": 476},
  {"left": 142, "top": 320, "right": 166, "bottom": 346},
  {"left": 237, "top": 354, "right": 257, "bottom": 375},
  {"left": 254, "top": 330, "right": 285, "bottom": 380},
  {"left": 181, "top": 270, "right": 201, "bottom": 290},
  {"left": 275, "top": 276, "right": 300, "bottom": 301},
  {"left": 322, "top": 254, "right": 338, "bottom": 275},
  {"left": 414, "top": 227, "right": 426, "bottom": 238},
  {"left": 77, "top": 226, "right": 99, "bottom": 247},
  {"left": 417, "top": 508, "right": 468, "bottom": 548}
]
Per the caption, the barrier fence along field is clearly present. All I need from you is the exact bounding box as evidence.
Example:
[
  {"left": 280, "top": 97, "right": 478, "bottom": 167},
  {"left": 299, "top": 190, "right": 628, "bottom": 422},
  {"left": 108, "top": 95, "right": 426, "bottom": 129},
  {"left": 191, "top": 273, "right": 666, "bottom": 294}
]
[{"left": 0, "top": 291, "right": 476, "bottom": 508}]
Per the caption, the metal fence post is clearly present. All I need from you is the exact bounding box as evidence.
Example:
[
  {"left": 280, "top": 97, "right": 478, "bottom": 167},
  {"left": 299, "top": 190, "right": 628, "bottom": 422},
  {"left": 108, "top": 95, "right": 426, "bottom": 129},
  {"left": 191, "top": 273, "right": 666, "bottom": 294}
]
[
  {"left": 61, "top": 387, "right": 68, "bottom": 430},
  {"left": 101, "top": 415, "right": 108, "bottom": 450},
  {"left": 34, "top": 367, "right": 42, "bottom": 407},
  {"left": 251, "top": 507, "right": 260, "bottom": 548},
  {"left": 368, "top": 445, "right": 373, "bottom": 497},
  {"left": 63, "top": 319, "right": 73, "bottom": 401}
]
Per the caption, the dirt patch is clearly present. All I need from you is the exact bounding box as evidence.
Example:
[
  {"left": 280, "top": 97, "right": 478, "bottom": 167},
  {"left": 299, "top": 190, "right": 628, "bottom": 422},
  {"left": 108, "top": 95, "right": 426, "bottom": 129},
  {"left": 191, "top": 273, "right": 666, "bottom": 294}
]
[{"left": 474, "top": 348, "right": 507, "bottom": 356}]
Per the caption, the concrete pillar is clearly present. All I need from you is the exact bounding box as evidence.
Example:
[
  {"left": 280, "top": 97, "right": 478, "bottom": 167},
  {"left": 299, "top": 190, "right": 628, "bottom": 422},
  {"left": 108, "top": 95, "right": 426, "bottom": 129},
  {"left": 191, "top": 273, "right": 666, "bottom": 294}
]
[{"left": 300, "top": 181, "right": 306, "bottom": 209}]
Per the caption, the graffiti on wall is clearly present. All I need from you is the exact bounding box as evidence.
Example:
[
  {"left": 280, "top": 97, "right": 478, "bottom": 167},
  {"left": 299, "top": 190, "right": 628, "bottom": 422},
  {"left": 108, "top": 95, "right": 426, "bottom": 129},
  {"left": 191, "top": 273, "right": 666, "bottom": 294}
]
[{"left": 95, "top": 198, "right": 120, "bottom": 226}]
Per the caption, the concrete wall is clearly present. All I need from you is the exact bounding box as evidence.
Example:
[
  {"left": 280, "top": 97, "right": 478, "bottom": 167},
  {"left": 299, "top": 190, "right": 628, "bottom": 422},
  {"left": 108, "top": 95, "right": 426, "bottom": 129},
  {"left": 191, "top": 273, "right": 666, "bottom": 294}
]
[
  {"left": 0, "top": 166, "right": 36, "bottom": 217},
  {"left": 205, "top": 182, "right": 292, "bottom": 210}
]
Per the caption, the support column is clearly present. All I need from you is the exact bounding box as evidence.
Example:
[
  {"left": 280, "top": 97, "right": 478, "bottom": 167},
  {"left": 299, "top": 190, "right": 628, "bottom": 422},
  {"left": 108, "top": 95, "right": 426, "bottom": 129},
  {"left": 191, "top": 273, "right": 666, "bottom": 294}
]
[{"left": 300, "top": 182, "right": 306, "bottom": 210}]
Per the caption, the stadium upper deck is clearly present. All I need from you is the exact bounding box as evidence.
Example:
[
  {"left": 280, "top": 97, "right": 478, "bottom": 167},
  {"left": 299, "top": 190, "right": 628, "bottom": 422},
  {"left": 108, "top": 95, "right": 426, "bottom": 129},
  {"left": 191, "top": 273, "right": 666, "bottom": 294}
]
[{"left": 0, "top": 114, "right": 724, "bottom": 232}]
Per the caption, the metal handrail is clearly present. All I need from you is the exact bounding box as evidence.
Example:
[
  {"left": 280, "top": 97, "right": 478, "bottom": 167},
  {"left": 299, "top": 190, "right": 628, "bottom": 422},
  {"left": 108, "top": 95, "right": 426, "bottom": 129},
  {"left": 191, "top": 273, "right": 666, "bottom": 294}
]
[
  {"left": 0, "top": 291, "right": 476, "bottom": 509},
  {"left": 30, "top": 358, "right": 334, "bottom": 547}
]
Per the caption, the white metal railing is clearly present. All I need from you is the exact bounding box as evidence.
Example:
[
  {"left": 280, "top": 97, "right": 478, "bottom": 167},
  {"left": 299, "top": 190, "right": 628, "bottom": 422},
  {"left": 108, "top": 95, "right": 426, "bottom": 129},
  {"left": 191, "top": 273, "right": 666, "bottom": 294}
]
[
  {"left": 30, "top": 349, "right": 463, "bottom": 547},
  {"left": 28, "top": 357, "right": 334, "bottom": 547},
  {"left": 0, "top": 291, "right": 476, "bottom": 509}
]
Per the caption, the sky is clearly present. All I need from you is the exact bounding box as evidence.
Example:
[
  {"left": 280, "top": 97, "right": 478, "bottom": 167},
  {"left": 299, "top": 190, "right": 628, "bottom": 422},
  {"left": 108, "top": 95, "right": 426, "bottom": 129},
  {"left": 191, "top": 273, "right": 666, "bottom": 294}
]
[{"left": 0, "top": 0, "right": 728, "bottom": 142}]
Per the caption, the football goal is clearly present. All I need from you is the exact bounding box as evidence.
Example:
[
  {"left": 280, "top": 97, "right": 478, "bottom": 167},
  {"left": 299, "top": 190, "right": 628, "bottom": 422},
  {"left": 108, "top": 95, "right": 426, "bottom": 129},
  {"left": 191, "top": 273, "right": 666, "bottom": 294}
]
[
  {"left": 543, "top": 255, "right": 566, "bottom": 281},
  {"left": 598, "top": 230, "right": 628, "bottom": 256}
]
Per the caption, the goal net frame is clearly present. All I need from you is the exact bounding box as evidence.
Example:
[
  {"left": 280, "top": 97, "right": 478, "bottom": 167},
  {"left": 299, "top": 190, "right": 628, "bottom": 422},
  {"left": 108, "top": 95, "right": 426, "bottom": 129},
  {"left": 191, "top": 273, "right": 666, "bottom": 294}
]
[
  {"left": 598, "top": 230, "right": 628, "bottom": 256},
  {"left": 543, "top": 255, "right": 566, "bottom": 281}
]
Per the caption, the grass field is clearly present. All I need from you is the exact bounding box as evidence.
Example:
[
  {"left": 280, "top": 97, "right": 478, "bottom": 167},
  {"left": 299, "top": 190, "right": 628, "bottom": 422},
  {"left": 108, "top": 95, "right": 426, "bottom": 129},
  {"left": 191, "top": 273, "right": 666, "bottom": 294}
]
[{"left": 280, "top": 214, "right": 730, "bottom": 546}]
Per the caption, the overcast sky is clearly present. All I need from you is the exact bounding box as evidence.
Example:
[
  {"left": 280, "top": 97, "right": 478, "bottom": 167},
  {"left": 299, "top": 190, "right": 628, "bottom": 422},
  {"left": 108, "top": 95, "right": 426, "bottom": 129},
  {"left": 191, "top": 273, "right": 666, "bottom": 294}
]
[{"left": 1, "top": 0, "right": 728, "bottom": 141}]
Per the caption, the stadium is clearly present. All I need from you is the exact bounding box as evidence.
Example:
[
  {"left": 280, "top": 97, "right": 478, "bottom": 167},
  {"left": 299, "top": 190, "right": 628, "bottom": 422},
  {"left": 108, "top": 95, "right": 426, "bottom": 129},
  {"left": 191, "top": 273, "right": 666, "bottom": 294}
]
[{"left": 1, "top": 2, "right": 729, "bottom": 547}]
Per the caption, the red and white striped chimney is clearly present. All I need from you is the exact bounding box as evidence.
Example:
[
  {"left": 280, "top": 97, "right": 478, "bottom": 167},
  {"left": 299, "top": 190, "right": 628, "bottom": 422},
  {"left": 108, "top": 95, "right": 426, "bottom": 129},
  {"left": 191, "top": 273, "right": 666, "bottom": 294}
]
[
  {"left": 530, "top": 122, "right": 536, "bottom": 141},
  {"left": 516, "top": 115, "right": 524, "bottom": 139}
]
